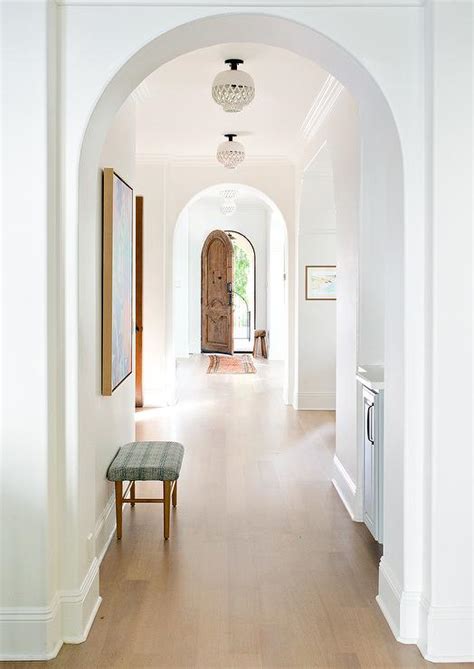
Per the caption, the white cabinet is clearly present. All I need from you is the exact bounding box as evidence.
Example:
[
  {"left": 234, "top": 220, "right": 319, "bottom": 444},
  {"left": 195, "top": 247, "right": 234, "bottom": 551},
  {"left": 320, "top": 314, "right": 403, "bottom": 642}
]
[{"left": 361, "top": 383, "right": 384, "bottom": 543}]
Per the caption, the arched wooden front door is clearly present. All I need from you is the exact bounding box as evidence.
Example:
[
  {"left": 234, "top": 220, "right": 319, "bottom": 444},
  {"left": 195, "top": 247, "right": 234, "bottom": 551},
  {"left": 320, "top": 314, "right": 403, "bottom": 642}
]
[{"left": 201, "top": 230, "right": 234, "bottom": 354}]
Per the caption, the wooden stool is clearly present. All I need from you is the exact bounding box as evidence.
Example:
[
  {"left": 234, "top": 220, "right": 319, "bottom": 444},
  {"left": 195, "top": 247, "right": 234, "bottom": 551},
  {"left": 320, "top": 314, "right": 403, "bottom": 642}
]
[
  {"left": 106, "top": 441, "right": 184, "bottom": 540},
  {"left": 253, "top": 329, "right": 268, "bottom": 358}
]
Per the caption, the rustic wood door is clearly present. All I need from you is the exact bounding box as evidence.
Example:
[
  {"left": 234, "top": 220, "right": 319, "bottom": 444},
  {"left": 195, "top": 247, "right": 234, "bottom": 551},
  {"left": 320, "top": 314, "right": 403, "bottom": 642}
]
[
  {"left": 201, "top": 230, "right": 234, "bottom": 354},
  {"left": 135, "top": 196, "right": 144, "bottom": 407}
]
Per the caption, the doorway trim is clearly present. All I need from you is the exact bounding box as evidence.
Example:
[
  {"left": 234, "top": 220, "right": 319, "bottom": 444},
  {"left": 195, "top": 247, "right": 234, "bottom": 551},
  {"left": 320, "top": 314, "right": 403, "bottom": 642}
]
[
  {"left": 225, "top": 230, "right": 257, "bottom": 353},
  {"left": 135, "top": 195, "right": 144, "bottom": 407}
]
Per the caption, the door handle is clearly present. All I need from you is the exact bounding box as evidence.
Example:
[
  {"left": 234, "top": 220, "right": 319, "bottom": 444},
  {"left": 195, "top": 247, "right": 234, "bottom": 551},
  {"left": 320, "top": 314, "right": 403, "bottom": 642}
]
[{"left": 367, "top": 404, "right": 375, "bottom": 444}]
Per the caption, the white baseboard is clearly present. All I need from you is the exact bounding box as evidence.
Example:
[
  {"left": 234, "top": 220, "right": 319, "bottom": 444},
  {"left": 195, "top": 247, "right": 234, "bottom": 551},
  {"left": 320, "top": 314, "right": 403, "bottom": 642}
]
[
  {"left": 376, "top": 557, "right": 420, "bottom": 645},
  {"left": 378, "top": 559, "right": 474, "bottom": 662},
  {"left": 0, "top": 559, "right": 101, "bottom": 661},
  {"left": 293, "top": 392, "right": 336, "bottom": 410},
  {"left": 94, "top": 494, "right": 116, "bottom": 565},
  {"left": 61, "top": 559, "right": 101, "bottom": 644},
  {"left": 418, "top": 598, "right": 474, "bottom": 663},
  {"left": 376, "top": 557, "right": 401, "bottom": 640},
  {"left": 0, "top": 597, "right": 62, "bottom": 661},
  {"left": 331, "top": 454, "right": 362, "bottom": 521}
]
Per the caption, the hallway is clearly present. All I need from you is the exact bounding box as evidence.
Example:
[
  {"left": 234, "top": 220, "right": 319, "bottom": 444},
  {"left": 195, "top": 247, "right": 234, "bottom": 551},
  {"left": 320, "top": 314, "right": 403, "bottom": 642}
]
[{"left": 12, "top": 357, "right": 461, "bottom": 669}]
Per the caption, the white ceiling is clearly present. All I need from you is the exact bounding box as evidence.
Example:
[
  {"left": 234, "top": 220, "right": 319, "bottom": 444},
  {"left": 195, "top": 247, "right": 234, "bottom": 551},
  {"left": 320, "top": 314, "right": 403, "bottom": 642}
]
[
  {"left": 134, "top": 43, "right": 330, "bottom": 160},
  {"left": 194, "top": 186, "right": 273, "bottom": 213}
]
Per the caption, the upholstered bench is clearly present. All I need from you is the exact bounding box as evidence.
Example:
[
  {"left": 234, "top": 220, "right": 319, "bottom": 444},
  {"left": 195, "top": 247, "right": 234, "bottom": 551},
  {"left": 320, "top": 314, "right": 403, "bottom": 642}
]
[{"left": 106, "top": 441, "right": 184, "bottom": 540}]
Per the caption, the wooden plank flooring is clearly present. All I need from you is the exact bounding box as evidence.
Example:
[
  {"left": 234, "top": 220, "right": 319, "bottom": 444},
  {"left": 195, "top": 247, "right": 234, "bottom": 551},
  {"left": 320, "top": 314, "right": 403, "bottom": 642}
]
[{"left": 6, "top": 357, "right": 468, "bottom": 668}]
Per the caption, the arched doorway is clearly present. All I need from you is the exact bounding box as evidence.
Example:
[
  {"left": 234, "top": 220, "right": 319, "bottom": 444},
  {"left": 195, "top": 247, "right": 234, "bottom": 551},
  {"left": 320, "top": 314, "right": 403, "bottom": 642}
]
[
  {"left": 172, "top": 182, "right": 288, "bottom": 398},
  {"left": 200, "top": 229, "right": 234, "bottom": 355},
  {"left": 62, "top": 11, "right": 425, "bottom": 657}
]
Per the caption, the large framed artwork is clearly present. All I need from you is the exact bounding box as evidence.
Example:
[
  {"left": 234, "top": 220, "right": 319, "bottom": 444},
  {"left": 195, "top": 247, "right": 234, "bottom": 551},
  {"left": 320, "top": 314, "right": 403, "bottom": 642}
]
[
  {"left": 102, "top": 168, "right": 134, "bottom": 395},
  {"left": 305, "top": 265, "right": 336, "bottom": 300}
]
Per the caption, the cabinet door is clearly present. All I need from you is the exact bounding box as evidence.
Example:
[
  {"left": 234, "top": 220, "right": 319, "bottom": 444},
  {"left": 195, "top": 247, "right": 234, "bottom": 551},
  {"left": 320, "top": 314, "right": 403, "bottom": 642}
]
[{"left": 363, "top": 386, "right": 377, "bottom": 538}]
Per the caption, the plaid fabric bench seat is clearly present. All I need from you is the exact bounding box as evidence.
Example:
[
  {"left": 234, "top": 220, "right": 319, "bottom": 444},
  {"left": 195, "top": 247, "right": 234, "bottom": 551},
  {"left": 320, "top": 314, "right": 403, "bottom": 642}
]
[{"left": 107, "top": 441, "right": 184, "bottom": 540}]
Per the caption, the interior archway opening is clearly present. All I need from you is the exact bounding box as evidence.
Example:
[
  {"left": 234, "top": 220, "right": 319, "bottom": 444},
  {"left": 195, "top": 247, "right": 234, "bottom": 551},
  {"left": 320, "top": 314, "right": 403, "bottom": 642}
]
[
  {"left": 172, "top": 182, "right": 288, "bottom": 391},
  {"left": 72, "top": 12, "right": 411, "bottom": 663}
]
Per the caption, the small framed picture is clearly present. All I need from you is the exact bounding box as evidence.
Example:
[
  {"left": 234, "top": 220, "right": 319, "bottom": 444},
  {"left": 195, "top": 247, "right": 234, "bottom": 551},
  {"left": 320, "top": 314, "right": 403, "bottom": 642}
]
[{"left": 305, "top": 265, "right": 336, "bottom": 300}]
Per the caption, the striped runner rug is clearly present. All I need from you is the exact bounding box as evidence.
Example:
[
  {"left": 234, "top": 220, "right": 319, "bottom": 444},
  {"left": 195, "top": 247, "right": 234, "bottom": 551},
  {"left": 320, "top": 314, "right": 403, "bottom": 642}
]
[{"left": 206, "top": 354, "right": 256, "bottom": 375}]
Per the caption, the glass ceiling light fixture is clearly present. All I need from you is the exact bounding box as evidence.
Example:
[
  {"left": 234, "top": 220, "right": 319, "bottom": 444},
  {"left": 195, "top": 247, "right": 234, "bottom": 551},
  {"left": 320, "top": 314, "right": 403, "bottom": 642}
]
[
  {"left": 212, "top": 59, "right": 255, "bottom": 113},
  {"left": 220, "top": 199, "right": 237, "bottom": 217},
  {"left": 220, "top": 188, "right": 238, "bottom": 217},
  {"left": 221, "top": 188, "right": 238, "bottom": 200},
  {"left": 216, "top": 134, "right": 245, "bottom": 169}
]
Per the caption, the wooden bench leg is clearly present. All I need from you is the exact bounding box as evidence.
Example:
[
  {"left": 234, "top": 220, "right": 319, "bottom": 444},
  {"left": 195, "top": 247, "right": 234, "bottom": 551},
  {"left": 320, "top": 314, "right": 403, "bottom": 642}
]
[
  {"left": 130, "top": 481, "right": 136, "bottom": 507},
  {"left": 115, "top": 481, "right": 123, "bottom": 540},
  {"left": 163, "top": 480, "right": 171, "bottom": 539},
  {"left": 172, "top": 480, "right": 178, "bottom": 508},
  {"left": 262, "top": 336, "right": 267, "bottom": 359}
]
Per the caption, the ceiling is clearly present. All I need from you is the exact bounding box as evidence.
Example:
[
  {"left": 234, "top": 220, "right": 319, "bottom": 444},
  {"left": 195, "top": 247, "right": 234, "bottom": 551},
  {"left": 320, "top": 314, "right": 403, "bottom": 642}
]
[
  {"left": 192, "top": 186, "right": 273, "bottom": 213},
  {"left": 134, "top": 43, "right": 331, "bottom": 160}
]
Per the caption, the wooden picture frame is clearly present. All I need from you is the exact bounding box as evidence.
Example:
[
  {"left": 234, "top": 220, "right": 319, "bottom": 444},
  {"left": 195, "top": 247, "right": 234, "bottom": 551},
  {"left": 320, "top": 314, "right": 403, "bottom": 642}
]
[
  {"left": 102, "top": 168, "right": 134, "bottom": 395},
  {"left": 305, "top": 265, "right": 336, "bottom": 300},
  {"left": 135, "top": 195, "right": 144, "bottom": 407}
]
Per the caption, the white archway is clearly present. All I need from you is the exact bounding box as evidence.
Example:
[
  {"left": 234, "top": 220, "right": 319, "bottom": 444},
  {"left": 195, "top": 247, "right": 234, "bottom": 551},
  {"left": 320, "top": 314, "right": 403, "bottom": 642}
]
[
  {"left": 65, "top": 11, "right": 426, "bottom": 656},
  {"left": 170, "top": 182, "right": 289, "bottom": 401}
]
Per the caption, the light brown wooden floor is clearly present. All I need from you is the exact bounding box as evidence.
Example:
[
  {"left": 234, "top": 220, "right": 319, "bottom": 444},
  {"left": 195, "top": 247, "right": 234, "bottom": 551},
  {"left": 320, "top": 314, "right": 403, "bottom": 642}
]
[{"left": 7, "top": 357, "right": 468, "bottom": 668}]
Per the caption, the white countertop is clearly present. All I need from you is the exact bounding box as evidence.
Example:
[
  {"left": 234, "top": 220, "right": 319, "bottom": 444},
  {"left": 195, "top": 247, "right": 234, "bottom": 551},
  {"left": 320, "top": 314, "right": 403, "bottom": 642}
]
[{"left": 356, "top": 365, "right": 384, "bottom": 391}]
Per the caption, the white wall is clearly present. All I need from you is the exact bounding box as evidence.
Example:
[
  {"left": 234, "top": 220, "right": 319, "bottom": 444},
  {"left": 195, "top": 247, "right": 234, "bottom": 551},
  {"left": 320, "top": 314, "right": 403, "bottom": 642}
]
[
  {"left": 420, "top": 1, "right": 473, "bottom": 660},
  {"left": 82, "top": 99, "right": 136, "bottom": 554},
  {"left": 0, "top": 2, "right": 60, "bottom": 658},
  {"left": 357, "top": 105, "right": 386, "bottom": 366},
  {"left": 266, "top": 211, "right": 286, "bottom": 361},
  {"left": 299, "top": 91, "right": 389, "bottom": 533},
  {"left": 330, "top": 93, "right": 361, "bottom": 493},
  {"left": 135, "top": 161, "right": 167, "bottom": 406},
  {"left": 295, "top": 156, "right": 337, "bottom": 410},
  {"left": 173, "top": 208, "right": 190, "bottom": 358}
]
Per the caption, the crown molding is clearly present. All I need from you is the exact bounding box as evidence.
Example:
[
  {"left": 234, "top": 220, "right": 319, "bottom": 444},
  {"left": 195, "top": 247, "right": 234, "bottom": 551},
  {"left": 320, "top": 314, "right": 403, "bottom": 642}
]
[
  {"left": 57, "top": 1, "right": 425, "bottom": 7},
  {"left": 300, "top": 74, "right": 344, "bottom": 143},
  {"left": 136, "top": 153, "right": 293, "bottom": 167},
  {"left": 131, "top": 81, "right": 151, "bottom": 104}
]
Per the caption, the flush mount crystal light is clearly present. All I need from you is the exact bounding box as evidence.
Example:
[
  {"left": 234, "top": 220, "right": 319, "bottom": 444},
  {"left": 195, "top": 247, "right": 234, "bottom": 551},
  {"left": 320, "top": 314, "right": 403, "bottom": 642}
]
[
  {"left": 221, "top": 188, "right": 238, "bottom": 201},
  {"left": 220, "top": 199, "right": 237, "bottom": 216},
  {"left": 216, "top": 134, "right": 245, "bottom": 169},
  {"left": 212, "top": 59, "right": 255, "bottom": 113},
  {"left": 220, "top": 188, "right": 238, "bottom": 216}
]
